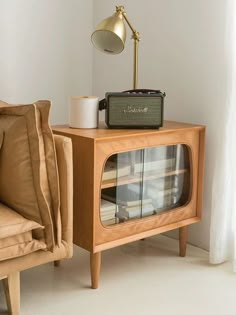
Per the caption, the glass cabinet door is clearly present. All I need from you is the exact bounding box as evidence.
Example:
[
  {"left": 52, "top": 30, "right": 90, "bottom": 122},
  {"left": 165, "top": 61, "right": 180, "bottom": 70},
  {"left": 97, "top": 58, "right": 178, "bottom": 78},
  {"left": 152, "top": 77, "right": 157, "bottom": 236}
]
[{"left": 100, "top": 145, "right": 190, "bottom": 226}]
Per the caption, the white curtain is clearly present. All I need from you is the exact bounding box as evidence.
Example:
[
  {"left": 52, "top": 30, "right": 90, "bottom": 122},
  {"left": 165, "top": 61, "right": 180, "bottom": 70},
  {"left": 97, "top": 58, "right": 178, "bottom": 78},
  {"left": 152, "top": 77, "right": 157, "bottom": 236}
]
[{"left": 209, "top": 0, "right": 236, "bottom": 270}]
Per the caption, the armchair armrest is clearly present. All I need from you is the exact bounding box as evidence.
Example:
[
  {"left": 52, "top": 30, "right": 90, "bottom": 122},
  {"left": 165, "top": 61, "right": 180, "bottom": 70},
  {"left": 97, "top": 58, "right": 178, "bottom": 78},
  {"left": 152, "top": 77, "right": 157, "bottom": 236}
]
[{"left": 53, "top": 135, "right": 73, "bottom": 257}]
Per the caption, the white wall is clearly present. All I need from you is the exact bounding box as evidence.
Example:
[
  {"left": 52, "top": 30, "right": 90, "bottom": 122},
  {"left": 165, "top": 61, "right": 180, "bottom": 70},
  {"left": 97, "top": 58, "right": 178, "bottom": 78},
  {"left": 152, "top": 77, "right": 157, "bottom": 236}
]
[
  {"left": 0, "top": 0, "right": 93, "bottom": 124},
  {"left": 92, "top": 0, "right": 229, "bottom": 250}
]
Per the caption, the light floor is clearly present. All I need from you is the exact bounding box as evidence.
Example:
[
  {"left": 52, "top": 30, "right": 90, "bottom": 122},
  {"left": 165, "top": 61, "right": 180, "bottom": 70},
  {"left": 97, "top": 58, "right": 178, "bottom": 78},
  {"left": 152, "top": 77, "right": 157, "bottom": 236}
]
[{"left": 1, "top": 235, "right": 236, "bottom": 315}]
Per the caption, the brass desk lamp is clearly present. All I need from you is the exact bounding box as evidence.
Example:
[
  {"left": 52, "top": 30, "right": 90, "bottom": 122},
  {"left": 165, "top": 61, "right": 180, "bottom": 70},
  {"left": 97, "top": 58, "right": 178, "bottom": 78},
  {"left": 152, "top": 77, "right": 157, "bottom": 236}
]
[{"left": 91, "top": 5, "right": 140, "bottom": 89}]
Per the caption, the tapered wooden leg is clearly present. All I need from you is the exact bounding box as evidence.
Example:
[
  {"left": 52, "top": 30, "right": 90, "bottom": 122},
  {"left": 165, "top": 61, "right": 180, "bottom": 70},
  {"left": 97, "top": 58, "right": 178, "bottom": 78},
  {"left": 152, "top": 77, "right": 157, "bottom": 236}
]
[
  {"left": 179, "top": 226, "right": 188, "bottom": 257},
  {"left": 90, "top": 252, "right": 101, "bottom": 289},
  {"left": 54, "top": 260, "right": 61, "bottom": 267},
  {"left": 3, "top": 272, "right": 20, "bottom": 315}
]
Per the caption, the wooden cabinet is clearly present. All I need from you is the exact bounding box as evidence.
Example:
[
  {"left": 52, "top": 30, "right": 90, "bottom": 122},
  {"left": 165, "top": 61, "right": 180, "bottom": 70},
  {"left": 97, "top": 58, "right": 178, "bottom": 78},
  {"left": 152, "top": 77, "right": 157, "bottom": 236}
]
[{"left": 53, "top": 121, "right": 205, "bottom": 289}]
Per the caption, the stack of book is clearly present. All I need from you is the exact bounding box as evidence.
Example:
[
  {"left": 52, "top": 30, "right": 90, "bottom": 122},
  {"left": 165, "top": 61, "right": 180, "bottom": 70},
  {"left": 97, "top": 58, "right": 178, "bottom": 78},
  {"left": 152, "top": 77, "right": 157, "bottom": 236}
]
[
  {"left": 102, "top": 186, "right": 154, "bottom": 221},
  {"left": 102, "top": 160, "right": 131, "bottom": 181},
  {"left": 116, "top": 200, "right": 154, "bottom": 221},
  {"left": 100, "top": 199, "right": 117, "bottom": 225},
  {"left": 145, "top": 180, "right": 179, "bottom": 213}
]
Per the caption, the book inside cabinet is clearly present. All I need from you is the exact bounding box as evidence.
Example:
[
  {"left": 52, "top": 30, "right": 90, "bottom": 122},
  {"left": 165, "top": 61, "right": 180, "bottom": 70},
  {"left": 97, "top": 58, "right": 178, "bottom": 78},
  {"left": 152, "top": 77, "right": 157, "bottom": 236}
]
[{"left": 100, "top": 144, "right": 190, "bottom": 227}]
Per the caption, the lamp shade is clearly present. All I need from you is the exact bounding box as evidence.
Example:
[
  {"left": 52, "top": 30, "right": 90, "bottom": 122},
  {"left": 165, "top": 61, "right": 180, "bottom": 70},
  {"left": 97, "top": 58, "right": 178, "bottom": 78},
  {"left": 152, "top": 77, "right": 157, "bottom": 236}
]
[{"left": 91, "top": 12, "right": 126, "bottom": 54}]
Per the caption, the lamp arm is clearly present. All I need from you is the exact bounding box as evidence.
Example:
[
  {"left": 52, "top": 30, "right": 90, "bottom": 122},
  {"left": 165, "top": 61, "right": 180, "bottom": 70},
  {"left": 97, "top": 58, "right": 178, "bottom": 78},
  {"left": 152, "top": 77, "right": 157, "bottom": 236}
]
[
  {"left": 116, "top": 6, "right": 140, "bottom": 40},
  {"left": 122, "top": 15, "right": 140, "bottom": 41},
  {"left": 116, "top": 6, "right": 140, "bottom": 89}
]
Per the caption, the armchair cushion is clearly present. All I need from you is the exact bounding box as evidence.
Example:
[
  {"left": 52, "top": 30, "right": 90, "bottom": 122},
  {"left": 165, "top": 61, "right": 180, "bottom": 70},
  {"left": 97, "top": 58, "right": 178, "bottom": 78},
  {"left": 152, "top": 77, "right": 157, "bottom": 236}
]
[
  {"left": 0, "top": 203, "right": 46, "bottom": 261},
  {"left": 34, "top": 101, "right": 61, "bottom": 246},
  {"left": 0, "top": 203, "right": 43, "bottom": 239},
  {"left": 0, "top": 101, "right": 60, "bottom": 250}
]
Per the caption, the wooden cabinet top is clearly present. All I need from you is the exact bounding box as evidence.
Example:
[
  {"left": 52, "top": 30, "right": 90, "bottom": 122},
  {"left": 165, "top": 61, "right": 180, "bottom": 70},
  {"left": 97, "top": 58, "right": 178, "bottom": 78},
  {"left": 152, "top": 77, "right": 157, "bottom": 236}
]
[{"left": 52, "top": 120, "right": 205, "bottom": 141}]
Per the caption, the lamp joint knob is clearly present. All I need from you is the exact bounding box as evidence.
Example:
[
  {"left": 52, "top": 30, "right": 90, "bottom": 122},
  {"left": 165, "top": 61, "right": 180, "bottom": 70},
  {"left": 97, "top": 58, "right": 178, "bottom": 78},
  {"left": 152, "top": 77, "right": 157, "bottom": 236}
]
[
  {"left": 132, "top": 31, "right": 141, "bottom": 41},
  {"left": 116, "top": 6, "right": 125, "bottom": 14}
]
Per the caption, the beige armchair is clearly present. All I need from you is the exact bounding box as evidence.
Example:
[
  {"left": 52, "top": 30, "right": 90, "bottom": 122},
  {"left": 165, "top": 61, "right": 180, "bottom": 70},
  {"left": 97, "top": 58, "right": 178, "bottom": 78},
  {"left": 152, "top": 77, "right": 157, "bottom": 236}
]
[{"left": 0, "top": 101, "right": 73, "bottom": 314}]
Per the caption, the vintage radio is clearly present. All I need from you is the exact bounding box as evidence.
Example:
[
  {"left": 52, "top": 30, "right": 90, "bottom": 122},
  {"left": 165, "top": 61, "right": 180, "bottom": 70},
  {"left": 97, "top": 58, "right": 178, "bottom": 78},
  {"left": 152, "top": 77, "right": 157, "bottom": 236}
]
[{"left": 99, "top": 89, "right": 165, "bottom": 129}]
